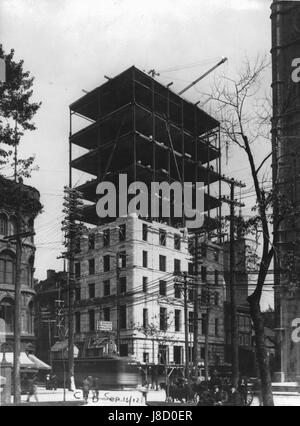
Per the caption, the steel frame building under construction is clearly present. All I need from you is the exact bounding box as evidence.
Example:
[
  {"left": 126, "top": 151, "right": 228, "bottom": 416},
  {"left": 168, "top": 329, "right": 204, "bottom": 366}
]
[{"left": 69, "top": 66, "right": 223, "bottom": 229}]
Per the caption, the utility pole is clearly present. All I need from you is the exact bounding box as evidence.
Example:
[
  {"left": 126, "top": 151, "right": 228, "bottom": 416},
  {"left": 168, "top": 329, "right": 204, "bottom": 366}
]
[
  {"left": 204, "top": 285, "right": 211, "bottom": 382},
  {"left": 174, "top": 271, "right": 190, "bottom": 379},
  {"left": 13, "top": 213, "right": 22, "bottom": 404},
  {"left": 183, "top": 272, "right": 189, "bottom": 378},
  {"left": 221, "top": 177, "right": 245, "bottom": 388},
  {"left": 193, "top": 233, "right": 199, "bottom": 372},
  {"left": 116, "top": 255, "right": 121, "bottom": 355},
  {"left": 62, "top": 186, "right": 83, "bottom": 391}
]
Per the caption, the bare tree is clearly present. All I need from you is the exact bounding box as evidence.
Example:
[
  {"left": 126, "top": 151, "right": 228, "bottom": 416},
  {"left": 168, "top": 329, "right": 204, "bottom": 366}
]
[{"left": 203, "top": 56, "right": 295, "bottom": 406}]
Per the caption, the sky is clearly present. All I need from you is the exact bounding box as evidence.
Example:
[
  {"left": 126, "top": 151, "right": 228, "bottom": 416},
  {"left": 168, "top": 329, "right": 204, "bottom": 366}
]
[{"left": 0, "top": 0, "right": 274, "bottom": 308}]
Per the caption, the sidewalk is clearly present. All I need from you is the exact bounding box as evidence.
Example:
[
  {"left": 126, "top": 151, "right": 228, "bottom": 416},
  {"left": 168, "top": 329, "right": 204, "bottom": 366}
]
[{"left": 7, "top": 387, "right": 84, "bottom": 406}]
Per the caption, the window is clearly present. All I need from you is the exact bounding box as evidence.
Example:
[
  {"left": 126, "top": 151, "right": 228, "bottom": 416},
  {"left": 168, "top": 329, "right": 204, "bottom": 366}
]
[
  {"left": 160, "top": 307, "right": 167, "bottom": 331},
  {"left": 189, "top": 311, "right": 194, "bottom": 333},
  {"left": 201, "top": 313, "right": 207, "bottom": 335},
  {"left": 143, "top": 352, "right": 149, "bottom": 363},
  {"left": 214, "top": 270, "right": 219, "bottom": 286},
  {"left": 188, "top": 262, "right": 194, "bottom": 275},
  {"left": 120, "top": 305, "right": 127, "bottom": 329},
  {"left": 0, "top": 253, "right": 15, "bottom": 284},
  {"left": 103, "top": 255, "right": 110, "bottom": 272},
  {"left": 118, "top": 251, "right": 126, "bottom": 269},
  {"left": 214, "top": 249, "right": 219, "bottom": 262},
  {"left": 174, "top": 284, "right": 181, "bottom": 299},
  {"left": 214, "top": 292, "right": 219, "bottom": 306},
  {"left": 142, "top": 224, "right": 148, "bottom": 241},
  {"left": 75, "top": 287, "right": 81, "bottom": 301},
  {"left": 142, "top": 251, "right": 148, "bottom": 268},
  {"left": 75, "top": 312, "right": 81, "bottom": 333},
  {"left": 201, "top": 266, "right": 207, "bottom": 282},
  {"left": 120, "top": 344, "right": 128, "bottom": 357},
  {"left": 174, "top": 259, "right": 181, "bottom": 273},
  {"left": 201, "top": 347, "right": 205, "bottom": 359},
  {"left": 159, "top": 229, "right": 166, "bottom": 246},
  {"left": 27, "top": 218, "right": 33, "bottom": 242},
  {"left": 188, "top": 346, "right": 194, "bottom": 363},
  {"left": 158, "top": 345, "right": 168, "bottom": 364},
  {"left": 0, "top": 214, "right": 8, "bottom": 236},
  {"left": 27, "top": 302, "right": 34, "bottom": 334},
  {"left": 201, "top": 289, "right": 209, "bottom": 305},
  {"left": 103, "top": 280, "right": 110, "bottom": 296},
  {"left": 103, "top": 307, "right": 110, "bottom": 321},
  {"left": 159, "top": 280, "right": 167, "bottom": 296},
  {"left": 103, "top": 229, "right": 110, "bottom": 247},
  {"left": 201, "top": 244, "right": 207, "bottom": 257},
  {"left": 89, "top": 310, "right": 95, "bottom": 331},
  {"left": 188, "top": 289, "right": 194, "bottom": 302},
  {"left": 119, "top": 224, "right": 126, "bottom": 242},
  {"left": 9, "top": 216, "right": 17, "bottom": 237},
  {"left": 75, "top": 237, "right": 81, "bottom": 253},
  {"left": 174, "top": 234, "right": 181, "bottom": 250},
  {"left": 120, "top": 277, "right": 127, "bottom": 293},
  {"left": 175, "top": 310, "right": 181, "bottom": 332},
  {"left": 88, "top": 283, "right": 95, "bottom": 299},
  {"left": 142, "top": 276, "right": 148, "bottom": 293},
  {"left": 215, "top": 318, "right": 219, "bottom": 337},
  {"left": 0, "top": 298, "right": 14, "bottom": 333},
  {"left": 143, "top": 308, "right": 148, "bottom": 328},
  {"left": 75, "top": 262, "right": 81, "bottom": 278},
  {"left": 173, "top": 346, "right": 182, "bottom": 364},
  {"left": 159, "top": 255, "right": 166, "bottom": 272},
  {"left": 88, "top": 234, "right": 95, "bottom": 250},
  {"left": 89, "top": 259, "right": 95, "bottom": 275}
]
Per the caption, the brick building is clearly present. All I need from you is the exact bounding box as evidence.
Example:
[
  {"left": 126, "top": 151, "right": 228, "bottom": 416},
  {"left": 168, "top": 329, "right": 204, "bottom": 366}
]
[{"left": 72, "top": 215, "right": 226, "bottom": 372}]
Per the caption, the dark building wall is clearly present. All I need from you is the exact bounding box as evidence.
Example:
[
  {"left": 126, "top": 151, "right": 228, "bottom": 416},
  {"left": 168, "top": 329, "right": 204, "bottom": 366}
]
[
  {"left": 35, "top": 270, "right": 67, "bottom": 363},
  {"left": 271, "top": 0, "right": 300, "bottom": 380}
]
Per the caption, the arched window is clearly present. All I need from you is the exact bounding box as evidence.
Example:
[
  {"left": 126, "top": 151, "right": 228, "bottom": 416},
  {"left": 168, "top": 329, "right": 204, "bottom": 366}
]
[
  {"left": 27, "top": 301, "right": 34, "bottom": 334},
  {"left": 0, "top": 251, "right": 15, "bottom": 284},
  {"left": 9, "top": 216, "right": 17, "bottom": 237},
  {"left": 28, "top": 256, "right": 34, "bottom": 288},
  {"left": 28, "top": 218, "right": 34, "bottom": 243},
  {"left": 0, "top": 213, "right": 8, "bottom": 236},
  {"left": 0, "top": 297, "right": 14, "bottom": 333}
]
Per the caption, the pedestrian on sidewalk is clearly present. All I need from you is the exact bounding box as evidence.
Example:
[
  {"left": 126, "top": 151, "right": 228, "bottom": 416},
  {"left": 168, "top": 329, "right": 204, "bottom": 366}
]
[
  {"left": 82, "top": 377, "right": 90, "bottom": 404},
  {"left": 92, "top": 377, "right": 100, "bottom": 402},
  {"left": 27, "top": 375, "right": 39, "bottom": 403}
]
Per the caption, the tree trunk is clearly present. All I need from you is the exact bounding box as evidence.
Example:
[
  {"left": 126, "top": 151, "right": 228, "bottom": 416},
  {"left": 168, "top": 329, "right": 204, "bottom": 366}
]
[{"left": 248, "top": 293, "right": 274, "bottom": 406}]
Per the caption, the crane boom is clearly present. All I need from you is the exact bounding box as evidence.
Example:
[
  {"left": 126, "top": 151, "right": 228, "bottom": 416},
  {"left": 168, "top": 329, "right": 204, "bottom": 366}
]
[{"left": 178, "top": 57, "right": 228, "bottom": 96}]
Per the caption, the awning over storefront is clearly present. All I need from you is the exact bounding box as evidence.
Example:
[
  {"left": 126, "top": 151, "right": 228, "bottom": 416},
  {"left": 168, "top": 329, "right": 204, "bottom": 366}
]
[
  {"left": 51, "top": 340, "right": 79, "bottom": 358},
  {"left": 0, "top": 352, "right": 36, "bottom": 368},
  {"left": 28, "top": 354, "right": 51, "bottom": 370}
]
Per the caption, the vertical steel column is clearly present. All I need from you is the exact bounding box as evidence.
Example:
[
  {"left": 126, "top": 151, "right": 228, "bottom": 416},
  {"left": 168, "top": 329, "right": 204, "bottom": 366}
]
[
  {"left": 181, "top": 100, "right": 185, "bottom": 228},
  {"left": 68, "top": 109, "right": 75, "bottom": 391},
  {"left": 218, "top": 128, "right": 222, "bottom": 242},
  {"left": 193, "top": 107, "right": 199, "bottom": 369},
  {"left": 207, "top": 133, "right": 211, "bottom": 225},
  {"left": 167, "top": 89, "right": 171, "bottom": 226},
  {"left": 152, "top": 79, "right": 156, "bottom": 186},
  {"left": 133, "top": 68, "right": 137, "bottom": 183}
]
